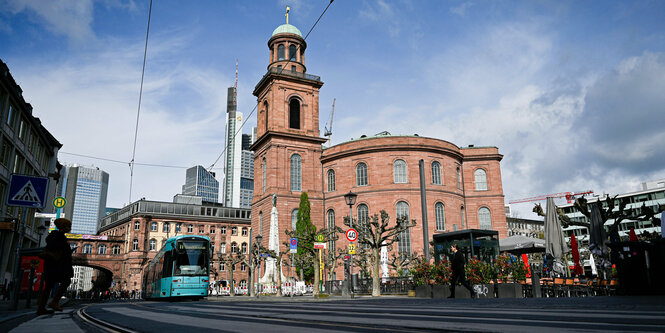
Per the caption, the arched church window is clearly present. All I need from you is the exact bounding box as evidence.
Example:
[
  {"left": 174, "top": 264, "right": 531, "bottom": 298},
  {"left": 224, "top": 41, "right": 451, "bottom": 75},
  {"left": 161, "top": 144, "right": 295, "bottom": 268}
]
[
  {"left": 278, "top": 44, "right": 285, "bottom": 60},
  {"left": 289, "top": 98, "right": 300, "bottom": 129},
  {"left": 327, "top": 209, "right": 335, "bottom": 250},
  {"left": 356, "top": 162, "right": 368, "bottom": 186},
  {"left": 479, "top": 207, "right": 492, "bottom": 230},
  {"left": 432, "top": 161, "right": 442, "bottom": 185},
  {"left": 262, "top": 157, "right": 266, "bottom": 193},
  {"left": 327, "top": 169, "right": 335, "bottom": 192},
  {"left": 475, "top": 169, "right": 488, "bottom": 190},
  {"left": 396, "top": 201, "right": 411, "bottom": 256},
  {"left": 394, "top": 159, "right": 407, "bottom": 183},
  {"left": 289, "top": 44, "right": 297, "bottom": 61},
  {"left": 435, "top": 202, "right": 445, "bottom": 231},
  {"left": 291, "top": 154, "right": 301, "bottom": 191},
  {"left": 291, "top": 209, "right": 299, "bottom": 230}
]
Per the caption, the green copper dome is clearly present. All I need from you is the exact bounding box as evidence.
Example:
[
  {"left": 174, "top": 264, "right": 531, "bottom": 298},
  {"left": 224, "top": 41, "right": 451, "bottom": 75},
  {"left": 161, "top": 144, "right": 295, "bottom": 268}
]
[{"left": 272, "top": 24, "right": 302, "bottom": 37}]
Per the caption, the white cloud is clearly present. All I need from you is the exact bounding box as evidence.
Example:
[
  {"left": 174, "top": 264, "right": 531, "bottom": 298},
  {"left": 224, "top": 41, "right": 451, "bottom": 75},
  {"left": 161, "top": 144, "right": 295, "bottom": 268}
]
[
  {"left": 450, "top": 1, "right": 473, "bottom": 17},
  {"left": 5, "top": 0, "right": 95, "bottom": 44}
]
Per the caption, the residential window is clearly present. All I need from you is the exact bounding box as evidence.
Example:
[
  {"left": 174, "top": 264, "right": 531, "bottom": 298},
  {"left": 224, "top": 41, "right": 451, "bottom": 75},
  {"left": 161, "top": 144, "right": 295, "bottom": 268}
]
[
  {"left": 0, "top": 139, "right": 12, "bottom": 167},
  {"left": 232, "top": 227, "right": 238, "bottom": 235},
  {"left": 112, "top": 245, "right": 121, "bottom": 255},
  {"left": 188, "top": 224, "right": 193, "bottom": 233},
  {"left": 220, "top": 262, "right": 225, "bottom": 271},
  {"left": 241, "top": 242, "right": 247, "bottom": 253},
  {"left": 289, "top": 99, "right": 300, "bottom": 129},
  {"left": 70, "top": 243, "right": 78, "bottom": 254},
  {"left": 356, "top": 162, "right": 368, "bottom": 186},
  {"left": 210, "top": 227, "right": 216, "bottom": 234},
  {"left": 290, "top": 154, "right": 301, "bottom": 191},
  {"left": 435, "top": 202, "right": 445, "bottom": 231},
  {"left": 149, "top": 239, "right": 156, "bottom": 251},
  {"left": 241, "top": 263, "right": 247, "bottom": 272},
  {"left": 199, "top": 226, "right": 205, "bottom": 234},
  {"left": 327, "top": 169, "right": 335, "bottom": 192},
  {"left": 151, "top": 222, "right": 157, "bottom": 232},
  {"left": 175, "top": 223, "right": 181, "bottom": 233},
  {"left": 475, "top": 169, "right": 488, "bottom": 190},
  {"left": 394, "top": 159, "right": 407, "bottom": 183},
  {"left": 432, "top": 161, "right": 442, "bottom": 185},
  {"left": 396, "top": 201, "right": 411, "bottom": 256},
  {"left": 98, "top": 244, "right": 107, "bottom": 255},
  {"left": 134, "top": 221, "right": 140, "bottom": 230},
  {"left": 18, "top": 118, "right": 27, "bottom": 141},
  {"left": 231, "top": 242, "right": 237, "bottom": 253},
  {"left": 83, "top": 244, "right": 93, "bottom": 254},
  {"left": 242, "top": 227, "right": 248, "bottom": 236},
  {"left": 6, "top": 104, "right": 16, "bottom": 128},
  {"left": 221, "top": 226, "right": 227, "bottom": 234},
  {"left": 132, "top": 239, "right": 139, "bottom": 251},
  {"left": 220, "top": 242, "right": 226, "bottom": 254},
  {"left": 162, "top": 223, "right": 170, "bottom": 233},
  {"left": 479, "top": 207, "right": 492, "bottom": 230}
]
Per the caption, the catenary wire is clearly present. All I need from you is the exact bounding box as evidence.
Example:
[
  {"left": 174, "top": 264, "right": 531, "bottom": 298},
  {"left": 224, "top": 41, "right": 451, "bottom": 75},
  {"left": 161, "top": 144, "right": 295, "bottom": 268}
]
[
  {"left": 207, "top": 0, "right": 335, "bottom": 171},
  {"left": 129, "top": 0, "right": 153, "bottom": 203}
]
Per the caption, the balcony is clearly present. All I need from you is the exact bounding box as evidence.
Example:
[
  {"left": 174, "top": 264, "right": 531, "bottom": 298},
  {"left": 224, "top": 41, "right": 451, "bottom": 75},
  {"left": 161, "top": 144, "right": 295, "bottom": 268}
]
[{"left": 263, "top": 67, "right": 321, "bottom": 82}]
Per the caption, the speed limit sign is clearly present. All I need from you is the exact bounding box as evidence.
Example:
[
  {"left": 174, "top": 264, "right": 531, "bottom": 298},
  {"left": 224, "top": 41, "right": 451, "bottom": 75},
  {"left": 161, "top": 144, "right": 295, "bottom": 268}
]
[{"left": 346, "top": 228, "right": 358, "bottom": 242}]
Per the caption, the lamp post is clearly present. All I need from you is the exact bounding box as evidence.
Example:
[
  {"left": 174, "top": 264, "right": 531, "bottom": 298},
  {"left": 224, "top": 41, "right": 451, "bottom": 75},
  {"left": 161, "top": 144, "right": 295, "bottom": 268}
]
[
  {"left": 344, "top": 191, "right": 358, "bottom": 298},
  {"left": 217, "top": 251, "right": 223, "bottom": 296},
  {"left": 255, "top": 234, "right": 262, "bottom": 298}
]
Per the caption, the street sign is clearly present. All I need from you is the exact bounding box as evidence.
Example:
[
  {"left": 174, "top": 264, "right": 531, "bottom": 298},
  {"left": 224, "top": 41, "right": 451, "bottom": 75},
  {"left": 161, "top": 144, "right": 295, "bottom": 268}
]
[
  {"left": 346, "top": 228, "right": 358, "bottom": 242},
  {"left": 289, "top": 238, "right": 298, "bottom": 253},
  {"left": 7, "top": 174, "right": 48, "bottom": 208},
  {"left": 348, "top": 244, "right": 356, "bottom": 255},
  {"left": 316, "top": 234, "right": 325, "bottom": 242},
  {"left": 53, "top": 196, "right": 66, "bottom": 209},
  {"left": 313, "top": 242, "right": 326, "bottom": 249}
]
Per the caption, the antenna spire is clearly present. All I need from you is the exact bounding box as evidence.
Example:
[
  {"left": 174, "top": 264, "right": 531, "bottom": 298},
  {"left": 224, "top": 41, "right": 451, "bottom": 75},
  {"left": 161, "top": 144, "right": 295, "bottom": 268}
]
[
  {"left": 234, "top": 59, "right": 238, "bottom": 101},
  {"left": 286, "top": 6, "right": 290, "bottom": 24}
]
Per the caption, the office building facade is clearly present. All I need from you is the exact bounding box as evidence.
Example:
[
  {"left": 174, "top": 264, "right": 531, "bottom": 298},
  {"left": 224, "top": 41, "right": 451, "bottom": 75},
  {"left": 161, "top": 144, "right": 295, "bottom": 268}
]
[
  {"left": 59, "top": 164, "right": 109, "bottom": 234},
  {"left": 182, "top": 165, "right": 219, "bottom": 203}
]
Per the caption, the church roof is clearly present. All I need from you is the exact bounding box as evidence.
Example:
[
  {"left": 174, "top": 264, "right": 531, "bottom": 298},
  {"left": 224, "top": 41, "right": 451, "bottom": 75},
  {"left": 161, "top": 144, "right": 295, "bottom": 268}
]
[{"left": 272, "top": 24, "right": 302, "bottom": 37}]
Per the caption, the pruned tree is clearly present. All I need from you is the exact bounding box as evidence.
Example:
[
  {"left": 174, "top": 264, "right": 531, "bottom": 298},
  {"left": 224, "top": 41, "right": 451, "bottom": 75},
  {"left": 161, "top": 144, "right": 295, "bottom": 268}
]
[
  {"left": 284, "top": 192, "right": 342, "bottom": 296},
  {"left": 387, "top": 250, "right": 419, "bottom": 277},
  {"left": 343, "top": 210, "right": 416, "bottom": 297},
  {"left": 220, "top": 251, "right": 246, "bottom": 296}
]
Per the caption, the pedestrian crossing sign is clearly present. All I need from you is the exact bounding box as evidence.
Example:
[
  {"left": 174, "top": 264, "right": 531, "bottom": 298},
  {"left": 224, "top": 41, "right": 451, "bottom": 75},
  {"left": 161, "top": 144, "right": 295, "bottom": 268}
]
[{"left": 7, "top": 174, "right": 48, "bottom": 208}]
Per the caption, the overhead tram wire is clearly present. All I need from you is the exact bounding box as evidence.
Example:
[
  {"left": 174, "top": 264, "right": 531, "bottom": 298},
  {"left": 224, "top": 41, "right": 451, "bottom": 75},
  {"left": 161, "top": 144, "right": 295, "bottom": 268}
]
[
  {"left": 207, "top": 0, "right": 335, "bottom": 172},
  {"left": 129, "top": 0, "right": 153, "bottom": 204},
  {"left": 59, "top": 151, "right": 224, "bottom": 170}
]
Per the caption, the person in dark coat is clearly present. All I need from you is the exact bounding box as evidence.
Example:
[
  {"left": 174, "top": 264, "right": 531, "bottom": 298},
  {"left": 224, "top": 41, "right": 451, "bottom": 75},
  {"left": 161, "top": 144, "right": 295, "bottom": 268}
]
[
  {"left": 448, "top": 243, "right": 475, "bottom": 298},
  {"left": 36, "top": 218, "right": 74, "bottom": 315}
]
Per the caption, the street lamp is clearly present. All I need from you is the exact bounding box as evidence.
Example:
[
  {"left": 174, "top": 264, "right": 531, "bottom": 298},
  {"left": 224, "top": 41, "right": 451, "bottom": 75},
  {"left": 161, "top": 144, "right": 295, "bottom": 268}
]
[
  {"left": 255, "top": 234, "right": 262, "bottom": 298},
  {"left": 344, "top": 191, "right": 358, "bottom": 298},
  {"left": 217, "top": 251, "right": 223, "bottom": 296}
]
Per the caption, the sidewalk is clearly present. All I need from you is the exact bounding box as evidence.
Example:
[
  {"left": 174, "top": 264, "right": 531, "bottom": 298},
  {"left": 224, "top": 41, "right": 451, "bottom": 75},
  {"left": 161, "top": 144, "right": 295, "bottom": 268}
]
[{"left": 0, "top": 297, "right": 70, "bottom": 324}]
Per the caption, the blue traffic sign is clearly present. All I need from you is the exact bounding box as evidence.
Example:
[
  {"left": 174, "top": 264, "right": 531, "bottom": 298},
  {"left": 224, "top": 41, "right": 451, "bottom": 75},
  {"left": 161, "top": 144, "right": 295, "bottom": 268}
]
[
  {"left": 7, "top": 174, "right": 49, "bottom": 208},
  {"left": 290, "top": 238, "right": 298, "bottom": 253}
]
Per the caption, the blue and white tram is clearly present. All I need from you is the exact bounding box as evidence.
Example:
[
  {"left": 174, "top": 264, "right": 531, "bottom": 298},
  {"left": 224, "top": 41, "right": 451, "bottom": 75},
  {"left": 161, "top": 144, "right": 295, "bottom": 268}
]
[{"left": 143, "top": 235, "right": 210, "bottom": 299}]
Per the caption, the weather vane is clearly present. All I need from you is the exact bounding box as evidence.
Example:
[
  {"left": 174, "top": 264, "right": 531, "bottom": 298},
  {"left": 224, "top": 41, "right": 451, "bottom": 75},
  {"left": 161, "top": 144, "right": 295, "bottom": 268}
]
[{"left": 286, "top": 6, "right": 290, "bottom": 24}]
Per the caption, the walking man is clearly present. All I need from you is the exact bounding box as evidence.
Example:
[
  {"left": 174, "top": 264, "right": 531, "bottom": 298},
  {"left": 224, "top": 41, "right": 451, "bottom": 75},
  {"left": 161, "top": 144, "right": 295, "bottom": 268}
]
[{"left": 448, "top": 243, "right": 475, "bottom": 298}]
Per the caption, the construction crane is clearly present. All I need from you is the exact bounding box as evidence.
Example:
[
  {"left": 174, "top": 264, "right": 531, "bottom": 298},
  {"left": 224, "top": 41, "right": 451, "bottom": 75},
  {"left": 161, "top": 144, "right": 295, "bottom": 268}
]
[
  {"left": 508, "top": 190, "right": 594, "bottom": 204},
  {"left": 323, "top": 98, "right": 335, "bottom": 147}
]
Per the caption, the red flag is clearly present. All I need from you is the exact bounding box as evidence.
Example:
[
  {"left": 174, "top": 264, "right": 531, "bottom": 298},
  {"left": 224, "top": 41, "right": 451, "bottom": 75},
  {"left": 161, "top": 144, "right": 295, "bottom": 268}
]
[
  {"left": 571, "top": 234, "right": 583, "bottom": 276},
  {"left": 629, "top": 227, "right": 638, "bottom": 241}
]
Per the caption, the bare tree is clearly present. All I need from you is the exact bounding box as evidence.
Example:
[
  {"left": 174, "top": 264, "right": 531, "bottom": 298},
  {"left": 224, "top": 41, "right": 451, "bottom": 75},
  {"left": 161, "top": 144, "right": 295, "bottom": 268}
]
[
  {"left": 344, "top": 210, "right": 416, "bottom": 297},
  {"left": 220, "top": 251, "right": 246, "bottom": 296}
]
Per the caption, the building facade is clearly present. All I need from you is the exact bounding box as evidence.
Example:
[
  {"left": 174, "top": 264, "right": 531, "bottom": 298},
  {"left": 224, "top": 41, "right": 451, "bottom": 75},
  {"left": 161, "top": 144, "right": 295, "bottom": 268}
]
[
  {"left": 559, "top": 181, "right": 665, "bottom": 242},
  {"left": 250, "top": 16, "right": 507, "bottom": 279},
  {"left": 182, "top": 165, "right": 219, "bottom": 203},
  {"left": 0, "top": 59, "right": 62, "bottom": 284},
  {"left": 506, "top": 217, "right": 544, "bottom": 238},
  {"left": 98, "top": 199, "right": 251, "bottom": 292},
  {"left": 239, "top": 134, "right": 255, "bottom": 209}
]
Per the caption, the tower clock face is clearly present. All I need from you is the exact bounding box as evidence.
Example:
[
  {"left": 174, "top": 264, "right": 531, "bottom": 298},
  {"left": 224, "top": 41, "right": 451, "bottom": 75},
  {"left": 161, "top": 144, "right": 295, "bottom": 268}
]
[{"left": 237, "top": 115, "right": 242, "bottom": 122}]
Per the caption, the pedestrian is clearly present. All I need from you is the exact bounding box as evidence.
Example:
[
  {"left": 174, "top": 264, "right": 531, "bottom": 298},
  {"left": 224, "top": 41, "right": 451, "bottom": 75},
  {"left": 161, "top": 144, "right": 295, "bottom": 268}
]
[
  {"left": 36, "top": 218, "right": 74, "bottom": 315},
  {"left": 448, "top": 243, "right": 475, "bottom": 299}
]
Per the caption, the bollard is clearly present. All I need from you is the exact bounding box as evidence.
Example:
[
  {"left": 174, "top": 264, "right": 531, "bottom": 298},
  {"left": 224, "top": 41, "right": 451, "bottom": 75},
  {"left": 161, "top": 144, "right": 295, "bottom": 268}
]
[{"left": 532, "top": 263, "right": 541, "bottom": 298}]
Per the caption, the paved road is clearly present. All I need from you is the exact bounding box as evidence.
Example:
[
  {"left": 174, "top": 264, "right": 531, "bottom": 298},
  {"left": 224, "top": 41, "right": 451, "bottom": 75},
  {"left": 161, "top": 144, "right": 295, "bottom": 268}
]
[{"left": 5, "top": 296, "right": 665, "bottom": 332}]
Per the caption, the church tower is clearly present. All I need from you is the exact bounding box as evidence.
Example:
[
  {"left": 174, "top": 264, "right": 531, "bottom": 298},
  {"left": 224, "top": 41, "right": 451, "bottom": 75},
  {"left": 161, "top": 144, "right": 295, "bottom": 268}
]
[{"left": 251, "top": 8, "right": 326, "bottom": 249}]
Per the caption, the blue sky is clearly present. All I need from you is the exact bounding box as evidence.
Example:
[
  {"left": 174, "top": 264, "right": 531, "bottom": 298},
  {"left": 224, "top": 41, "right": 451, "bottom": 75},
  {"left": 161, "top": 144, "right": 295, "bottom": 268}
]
[{"left": 1, "top": 0, "right": 664, "bottom": 219}]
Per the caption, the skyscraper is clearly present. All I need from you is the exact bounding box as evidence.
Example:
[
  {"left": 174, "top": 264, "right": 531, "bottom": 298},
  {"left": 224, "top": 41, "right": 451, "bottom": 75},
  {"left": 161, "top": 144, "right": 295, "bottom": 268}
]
[
  {"left": 58, "top": 164, "right": 109, "bottom": 292},
  {"left": 239, "top": 134, "right": 254, "bottom": 209},
  {"left": 182, "top": 165, "right": 219, "bottom": 203},
  {"left": 58, "top": 164, "right": 109, "bottom": 234},
  {"left": 223, "top": 87, "right": 243, "bottom": 207}
]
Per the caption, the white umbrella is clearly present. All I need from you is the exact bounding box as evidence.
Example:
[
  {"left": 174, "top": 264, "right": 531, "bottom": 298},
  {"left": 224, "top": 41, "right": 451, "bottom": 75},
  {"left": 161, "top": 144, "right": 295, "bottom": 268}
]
[
  {"left": 589, "top": 253, "right": 597, "bottom": 276},
  {"left": 544, "top": 197, "right": 569, "bottom": 275}
]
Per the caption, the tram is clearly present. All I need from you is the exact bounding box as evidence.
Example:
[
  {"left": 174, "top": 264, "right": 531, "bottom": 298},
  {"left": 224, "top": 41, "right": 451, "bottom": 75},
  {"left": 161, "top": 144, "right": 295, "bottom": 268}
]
[{"left": 143, "top": 235, "right": 210, "bottom": 299}]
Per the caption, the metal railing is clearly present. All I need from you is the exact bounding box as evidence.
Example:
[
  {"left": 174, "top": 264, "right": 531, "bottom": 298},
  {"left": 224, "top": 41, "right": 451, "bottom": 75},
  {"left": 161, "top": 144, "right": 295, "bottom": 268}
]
[{"left": 264, "top": 67, "right": 321, "bottom": 82}]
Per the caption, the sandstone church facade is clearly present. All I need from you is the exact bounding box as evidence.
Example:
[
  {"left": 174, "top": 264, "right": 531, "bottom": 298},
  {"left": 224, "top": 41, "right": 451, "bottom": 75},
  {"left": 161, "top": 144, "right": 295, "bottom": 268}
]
[{"left": 250, "top": 16, "right": 506, "bottom": 279}]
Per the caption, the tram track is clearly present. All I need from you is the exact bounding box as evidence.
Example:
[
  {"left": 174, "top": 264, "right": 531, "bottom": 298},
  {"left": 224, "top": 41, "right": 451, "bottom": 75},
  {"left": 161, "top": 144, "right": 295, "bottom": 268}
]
[{"left": 76, "top": 306, "right": 139, "bottom": 333}]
